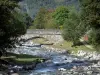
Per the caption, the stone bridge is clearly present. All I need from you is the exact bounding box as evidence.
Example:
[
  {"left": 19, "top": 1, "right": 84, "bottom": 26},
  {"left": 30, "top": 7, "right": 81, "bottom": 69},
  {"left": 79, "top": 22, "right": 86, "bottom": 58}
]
[{"left": 21, "top": 29, "right": 64, "bottom": 43}]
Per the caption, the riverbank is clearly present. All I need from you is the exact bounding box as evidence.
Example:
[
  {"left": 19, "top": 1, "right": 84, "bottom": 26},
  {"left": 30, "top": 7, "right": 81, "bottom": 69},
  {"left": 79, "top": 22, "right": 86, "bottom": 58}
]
[
  {"left": 41, "top": 44, "right": 100, "bottom": 61},
  {"left": 1, "top": 37, "right": 99, "bottom": 75},
  {"left": 1, "top": 36, "right": 99, "bottom": 75},
  {"left": 32, "top": 38, "right": 100, "bottom": 75},
  {"left": 32, "top": 37, "right": 100, "bottom": 60},
  {"left": 0, "top": 52, "right": 45, "bottom": 74}
]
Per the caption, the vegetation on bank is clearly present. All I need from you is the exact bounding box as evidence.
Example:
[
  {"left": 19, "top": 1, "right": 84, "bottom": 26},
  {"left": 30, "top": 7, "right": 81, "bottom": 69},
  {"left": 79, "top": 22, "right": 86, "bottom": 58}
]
[
  {"left": 0, "top": 53, "right": 44, "bottom": 71},
  {"left": 30, "top": 5, "right": 86, "bottom": 46},
  {"left": 33, "top": 38, "right": 52, "bottom": 45},
  {"left": 31, "top": 0, "right": 100, "bottom": 51},
  {"left": 0, "top": 0, "right": 29, "bottom": 54},
  {"left": 1, "top": 52, "right": 44, "bottom": 65},
  {"left": 32, "top": 37, "right": 95, "bottom": 54},
  {"left": 0, "top": 0, "right": 43, "bottom": 69},
  {"left": 79, "top": 0, "right": 100, "bottom": 47}
]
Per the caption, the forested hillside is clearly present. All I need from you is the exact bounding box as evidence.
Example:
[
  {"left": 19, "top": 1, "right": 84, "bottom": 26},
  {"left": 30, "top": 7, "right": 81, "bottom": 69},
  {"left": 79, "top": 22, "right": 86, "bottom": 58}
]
[{"left": 19, "top": 0, "right": 79, "bottom": 18}]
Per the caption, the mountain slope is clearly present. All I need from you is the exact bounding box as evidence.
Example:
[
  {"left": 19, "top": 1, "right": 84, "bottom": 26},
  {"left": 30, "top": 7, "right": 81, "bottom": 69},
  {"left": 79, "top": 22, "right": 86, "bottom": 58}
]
[{"left": 19, "top": 0, "right": 79, "bottom": 18}]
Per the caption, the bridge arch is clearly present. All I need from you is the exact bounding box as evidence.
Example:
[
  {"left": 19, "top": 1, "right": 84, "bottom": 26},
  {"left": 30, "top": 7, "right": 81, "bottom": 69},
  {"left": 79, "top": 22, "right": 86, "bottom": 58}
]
[{"left": 21, "top": 29, "right": 64, "bottom": 43}]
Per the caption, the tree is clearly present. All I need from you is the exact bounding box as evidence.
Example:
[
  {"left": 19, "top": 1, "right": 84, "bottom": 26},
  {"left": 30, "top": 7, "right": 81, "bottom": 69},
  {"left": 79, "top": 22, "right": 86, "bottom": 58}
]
[
  {"left": 43, "top": 9, "right": 58, "bottom": 29},
  {"left": 62, "top": 9, "right": 87, "bottom": 45},
  {"left": 24, "top": 13, "right": 32, "bottom": 28},
  {"left": 80, "top": 0, "right": 100, "bottom": 46},
  {"left": 52, "top": 6, "right": 69, "bottom": 28},
  {"left": 80, "top": 0, "right": 100, "bottom": 29},
  {"left": 34, "top": 7, "right": 47, "bottom": 29},
  {"left": 0, "top": 0, "right": 26, "bottom": 54}
]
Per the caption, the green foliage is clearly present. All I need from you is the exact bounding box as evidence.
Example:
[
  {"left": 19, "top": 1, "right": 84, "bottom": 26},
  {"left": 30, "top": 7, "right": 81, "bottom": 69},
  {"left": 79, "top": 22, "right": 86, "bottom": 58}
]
[
  {"left": 62, "top": 9, "right": 86, "bottom": 43},
  {"left": 0, "top": 0, "right": 26, "bottom": 52},
  {"left": 80, "top": 0, "right": 100, "bottom": 29},
  {"left": 34, "top": 7, "right": 47, "bottom": 29},
  {"left": 44, "top": 11, "right": 58, "bottom": 29},
  {"left": 52, "top": 6, "right": 69, "bottom": 27},
  {"left": 2, "top": 52, "right": 44, "bottom": 65},
  {"left": 7, "top": 52, "right": 40, "bottom": 58},
  {"left": 24, "top": 13, "right": 32, "bottom": 28},
  {"left": 33, "top": 8, "right": 58, "bottom": 29},
  {"left": 89, "top": 29, "right": 100, "bottom": 46},
  {"left": 80, "top": 0, "right": 100, "bottom": 46},
  {"left": 14, "top": 11, "right": 32, "bottom": 28}
]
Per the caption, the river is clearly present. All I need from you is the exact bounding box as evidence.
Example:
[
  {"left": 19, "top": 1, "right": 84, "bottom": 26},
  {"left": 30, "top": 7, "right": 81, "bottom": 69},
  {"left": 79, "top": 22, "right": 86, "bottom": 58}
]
[{"left": 9, "top": 41, "right": 99, "bottom": 75}]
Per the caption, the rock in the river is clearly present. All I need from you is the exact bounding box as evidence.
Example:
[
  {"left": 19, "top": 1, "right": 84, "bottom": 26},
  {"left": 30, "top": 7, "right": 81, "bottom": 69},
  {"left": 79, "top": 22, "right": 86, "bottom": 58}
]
[
  {"left": 58, "top": 68, "right": 66, "bottom": 71},
  {"left": 87, "top": 71, "right": 93, "bottom": 74},
  {"left": 11, "top": 73, "right": 19, "bottom": 75}
]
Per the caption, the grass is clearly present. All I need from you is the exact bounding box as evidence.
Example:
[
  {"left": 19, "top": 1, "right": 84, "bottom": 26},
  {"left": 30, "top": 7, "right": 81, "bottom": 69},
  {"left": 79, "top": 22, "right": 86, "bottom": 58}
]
[
  {"left": 51, "top": 40, "right": 94, "bottom": 54},
  {"left": 14, "top": 58, "right": 42, "bottom": 64},
  {"left": 92, "top": 45, "right": 100, "bottom": 53},
  {"left": 52, "top": 41, "right": 73, "bottom": 49},
  {"left": 6, "top": 52, "right": 39, "bottom": 58},
  {"left": 32, "top": 38, "right": 95, "bottom": 54},
  {"left": 33, "top": 38, "right": 53, "bottom": 44},
  {"left": 49, "top": 40, "right": 92, "bottom": 50},
  {"left": 1, "top": 52, "right": 44, "bottom": 65}
]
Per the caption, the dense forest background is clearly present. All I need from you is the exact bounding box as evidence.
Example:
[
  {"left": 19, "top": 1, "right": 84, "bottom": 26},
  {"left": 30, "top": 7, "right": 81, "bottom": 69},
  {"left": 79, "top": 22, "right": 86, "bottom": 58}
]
[{"left": 19, "top": 0, "right": 79, "bottom": 18}]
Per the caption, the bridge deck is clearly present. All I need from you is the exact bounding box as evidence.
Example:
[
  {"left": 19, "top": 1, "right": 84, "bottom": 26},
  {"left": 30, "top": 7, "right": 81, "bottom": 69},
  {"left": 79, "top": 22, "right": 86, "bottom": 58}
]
[{"left": 26, "top": 29, "right": 61, "bottom": 35}]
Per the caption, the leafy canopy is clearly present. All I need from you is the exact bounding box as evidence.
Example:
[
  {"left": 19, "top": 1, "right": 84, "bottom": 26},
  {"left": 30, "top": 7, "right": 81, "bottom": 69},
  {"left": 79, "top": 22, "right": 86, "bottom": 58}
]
[
  {"left": 52, "top": 6, "right": 69, "bottom": 26},
  {"left": 34, "top": 7, "right": 47, "bottom": 29},
  {"left": 0, "top": 0, "right": 26, "bottom": 51},
  {"left": 62, "top": 8, "right": 87, "bottom": 44},
  {"left": 80, "top": 0, "right": 100, "bottom": 46}
]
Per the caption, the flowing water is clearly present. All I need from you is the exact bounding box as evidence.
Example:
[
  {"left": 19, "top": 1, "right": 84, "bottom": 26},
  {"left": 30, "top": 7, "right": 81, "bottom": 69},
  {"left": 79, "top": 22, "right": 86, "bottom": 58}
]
[{"left": 10, "top": 41, "right": 90, "bottom": 75}]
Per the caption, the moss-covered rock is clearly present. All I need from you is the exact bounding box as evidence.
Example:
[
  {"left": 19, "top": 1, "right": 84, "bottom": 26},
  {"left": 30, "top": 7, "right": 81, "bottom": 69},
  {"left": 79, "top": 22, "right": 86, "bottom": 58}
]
[{"left": 1, "top": 52, "right": 45, "bottom": 65}]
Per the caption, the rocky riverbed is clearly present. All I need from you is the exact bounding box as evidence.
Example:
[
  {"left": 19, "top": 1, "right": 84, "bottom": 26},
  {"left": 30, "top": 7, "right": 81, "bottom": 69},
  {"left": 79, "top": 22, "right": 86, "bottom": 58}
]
[
  {"left": 1, "top": 40, "right": 100, "bottom": 75},
  {"left": 40, "top": 45, "right": 100, "bottom": 75},
  {"left": 16, "top": 42, "right": 100, "bottom": 75}
]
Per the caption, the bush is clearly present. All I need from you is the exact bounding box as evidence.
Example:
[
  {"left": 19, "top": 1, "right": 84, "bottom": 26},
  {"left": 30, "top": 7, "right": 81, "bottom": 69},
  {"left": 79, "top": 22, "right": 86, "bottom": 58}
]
[{"left": 89, "top": 29, "right": 100, "bottom": 46}]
